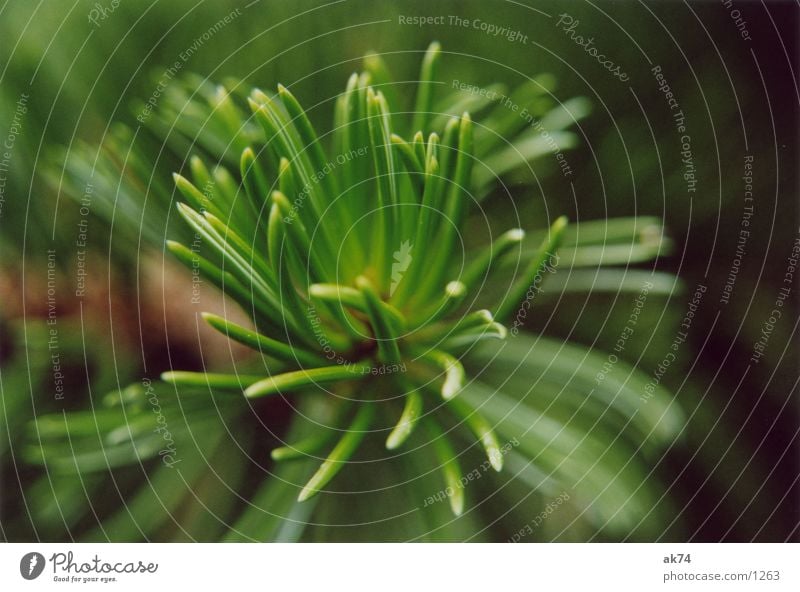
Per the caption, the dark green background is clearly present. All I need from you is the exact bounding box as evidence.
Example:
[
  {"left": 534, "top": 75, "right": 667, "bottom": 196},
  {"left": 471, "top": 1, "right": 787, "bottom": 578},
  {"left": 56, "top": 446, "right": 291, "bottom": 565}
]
[{"left": 1, "top": 0, "right": 797, "bottom": 541}]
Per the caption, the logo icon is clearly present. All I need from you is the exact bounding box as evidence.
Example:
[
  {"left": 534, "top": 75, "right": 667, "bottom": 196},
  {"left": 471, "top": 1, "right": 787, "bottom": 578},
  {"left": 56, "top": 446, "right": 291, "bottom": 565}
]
[
  {"left": 20, "top": 552, "right": 45, "bottom": 580},
  {"left": 390, "top": 240, "right": 413, "bottom": 296}
]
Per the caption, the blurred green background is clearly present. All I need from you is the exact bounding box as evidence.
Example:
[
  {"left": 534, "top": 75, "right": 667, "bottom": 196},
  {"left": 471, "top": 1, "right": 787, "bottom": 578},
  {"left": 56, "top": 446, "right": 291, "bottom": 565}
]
[{"left": 1, "top": 0, "right": 797, "bottom": 541}]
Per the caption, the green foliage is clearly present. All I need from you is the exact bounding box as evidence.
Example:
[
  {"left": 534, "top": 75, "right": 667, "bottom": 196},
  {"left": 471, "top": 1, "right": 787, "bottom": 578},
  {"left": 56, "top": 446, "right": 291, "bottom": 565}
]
[{"left": 27, "top": 43, "right": 683, "bottom": 541}]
